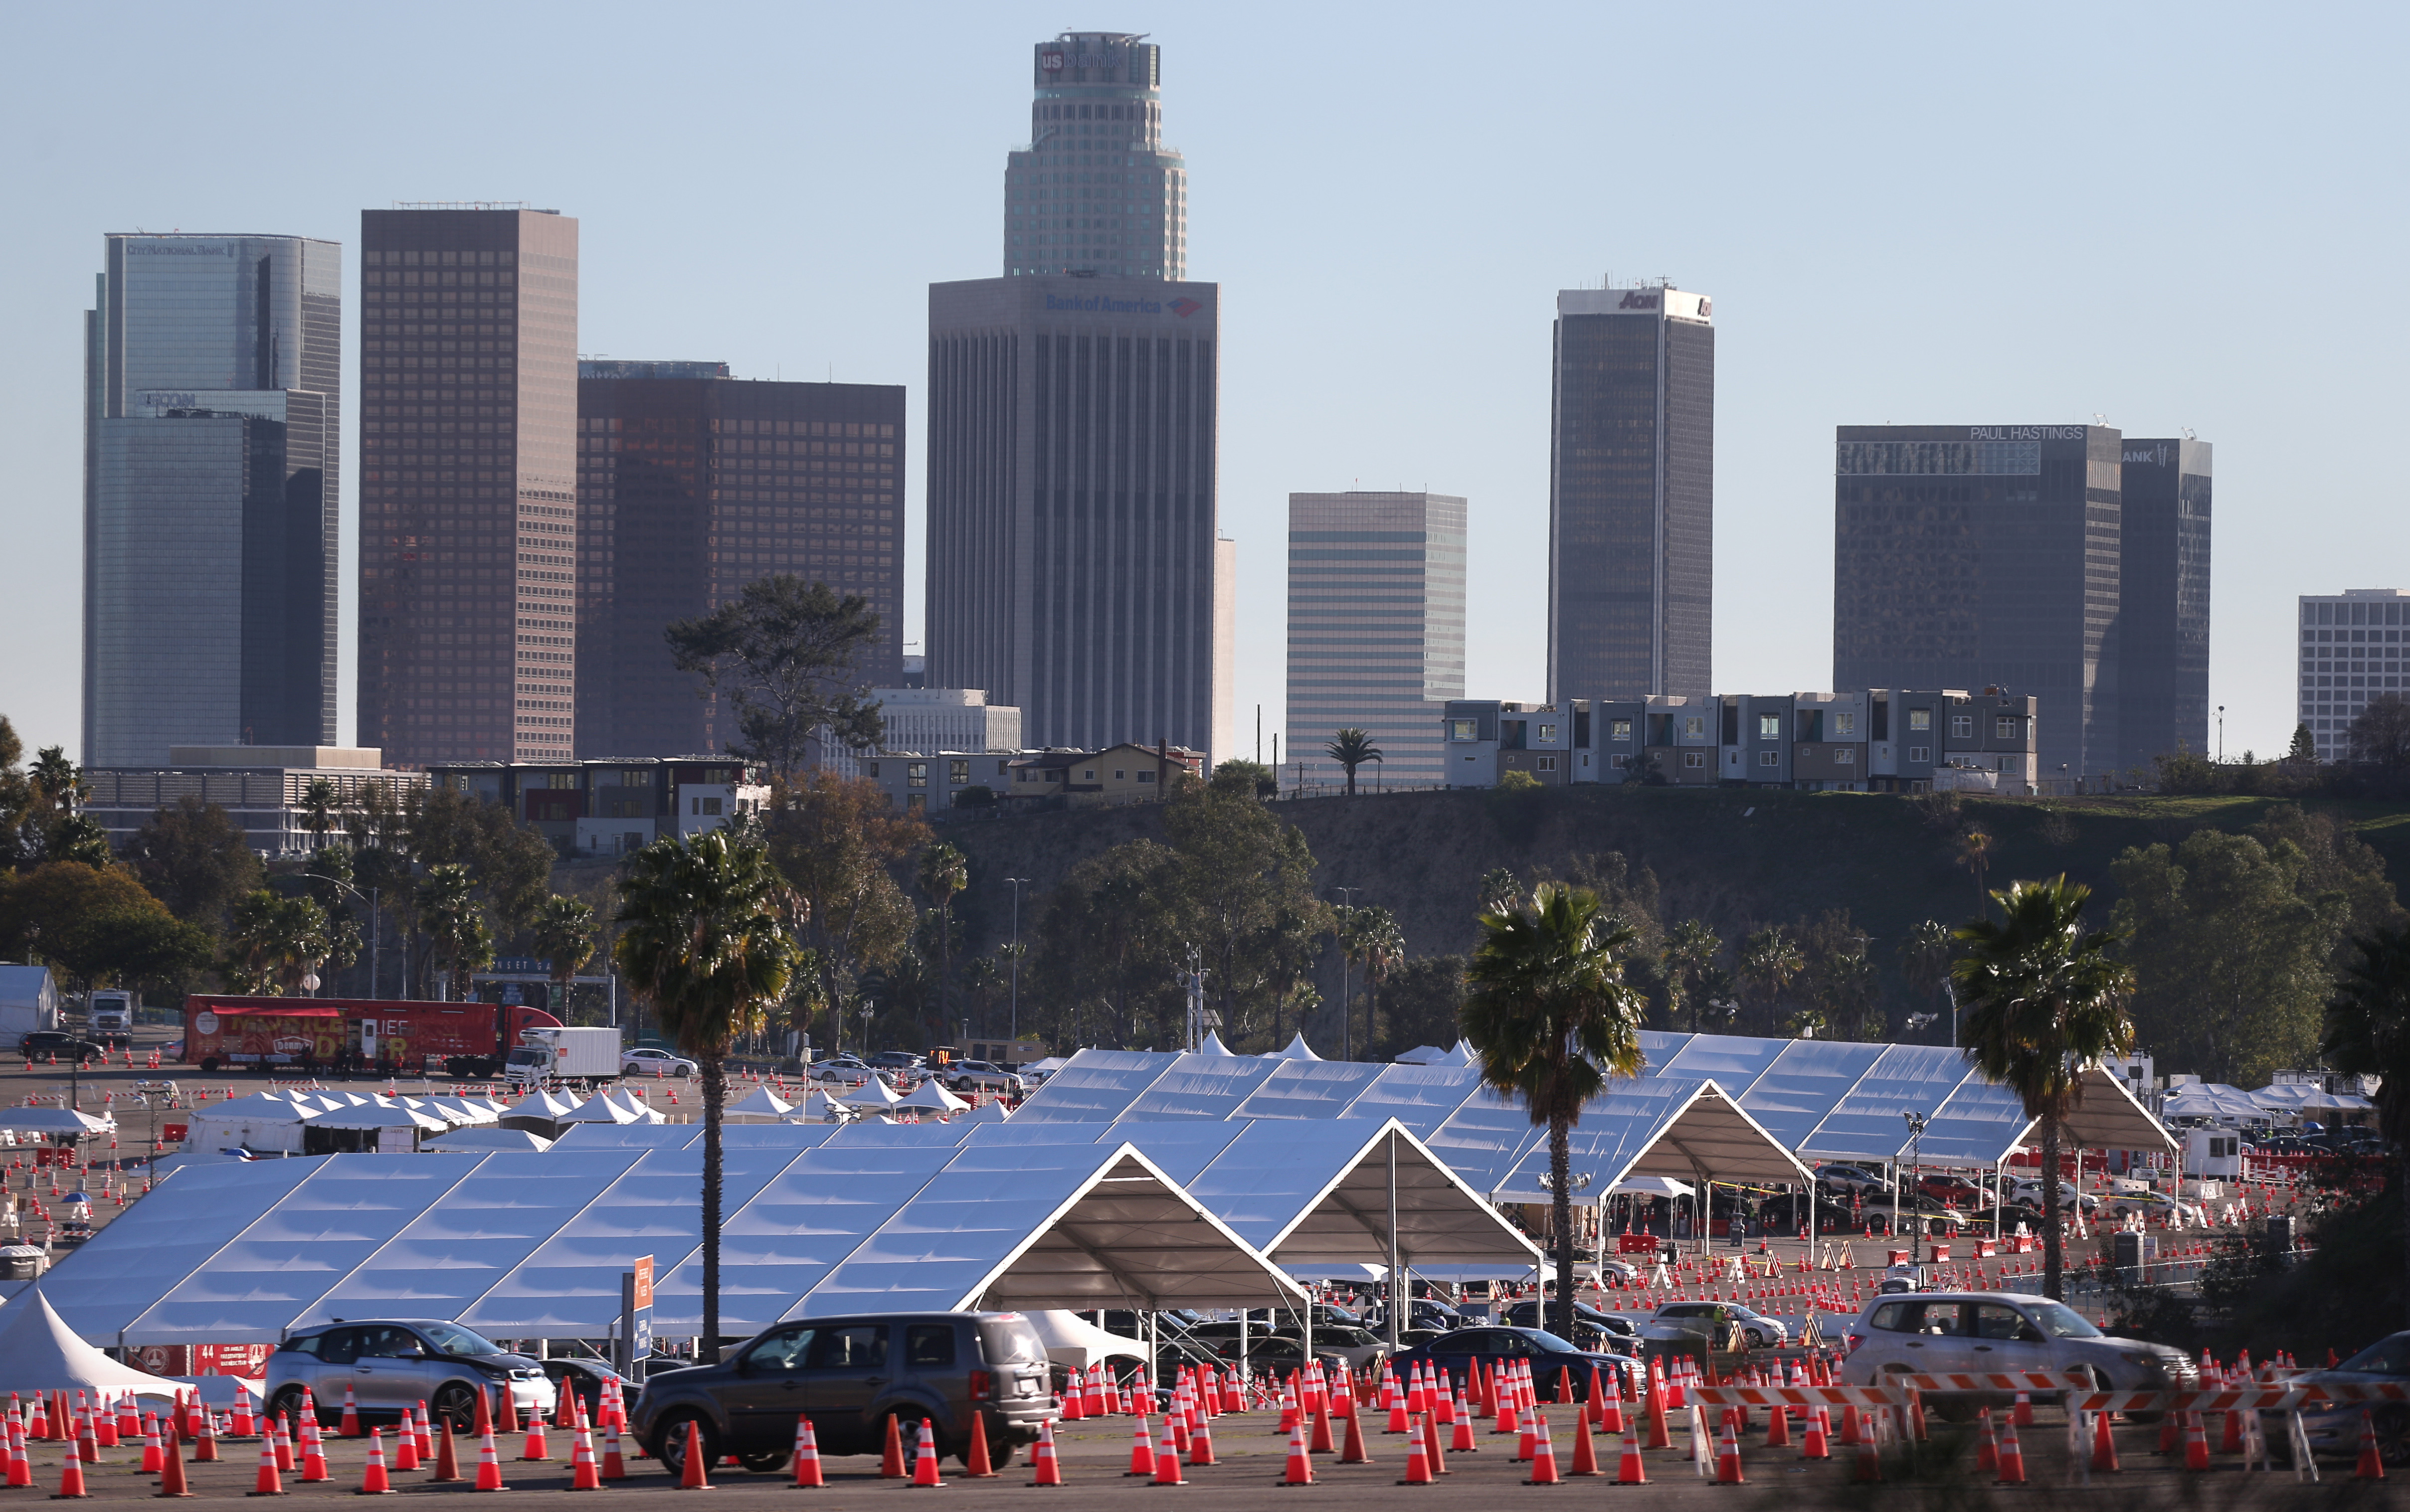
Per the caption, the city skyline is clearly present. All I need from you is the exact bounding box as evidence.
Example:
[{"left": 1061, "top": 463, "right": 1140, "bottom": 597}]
[{"left": 2, "top": 6, "right": 2394, "bottom": 768}]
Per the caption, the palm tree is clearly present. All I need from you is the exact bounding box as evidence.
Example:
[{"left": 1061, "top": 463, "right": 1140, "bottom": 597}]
[
  {"left": 533, "top": 895, "right": 598, "bottom": 1012},
  {"left": 614, "top": 828, "right": 799, "bottom": 1363},
  {"left": 416, "top": 864, "right": 492, "bottom": 1001},
  {"left": 1362, "top": 910, "right": 1404, "bottom": 1055},
  {"left": 1738, "top": 925, "right": 1804, "bottom": 1030},
  {"left": 1663, "top": 919, "right": 1722, "bottom": 1031},
  {"left": 1957, "top": 829, "right": 1997, "bottom": 920},
  {"left": 220, "top": 890, "right": 331, "bottom": 996},
  {"left": 299, "top": 778, "right": 340, "bottom": 847},
  {"left": 1463, "top": 881, "right": 1650, "bottom": 1342},
  {"left": 2323, "top": 926, "right": 2410, "bottom": 1325},
  {"left": 1477, "top": 867, "right": 1520, "bottom": 917},
  {"left": 917, "top": 841, "right": 968, "bottom": 1040},
  {"left": 1953, "top": 875, "right": 2136, "bottom": 1302},
  {"left": 1325, "top": 728, "right": 1383, "bottom": 797},
  {"left": 1899, "top": 919, "right": 1958, "bottom": 1042}
]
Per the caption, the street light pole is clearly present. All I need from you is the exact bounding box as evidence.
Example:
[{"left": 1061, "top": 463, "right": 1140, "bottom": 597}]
[
  {"left": 1332, "top": 888, "right": 1361, "bottom": 1060},
  {"left": 1005, "top": 878, "right": 1029, "bottom": 1045}
]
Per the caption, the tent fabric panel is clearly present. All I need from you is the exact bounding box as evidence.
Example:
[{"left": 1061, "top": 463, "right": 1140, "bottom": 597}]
[
  {"left": 1417, "top": 1090, "right": 1547, "bottom": 1194},
  {"left": 546, "top": 1125, "right": 687, "bottom": 1150},
  {"left": 1116, "top": 1057, "right": 1283, "bottom": 1121},
  {"left": 1095, "top": 1123, "right": 1252, "bottom": 1186},
  {"left": 1228, "top": 1060, "right": 1386, "bottom": 1121},
  {"left": 1731, "top": 1039, "right": 1887, "bottom": 1147},
  {"left": 1333, "top": 1065, "right": 1484, "bottom": 1134},
  {"left": 37, "top": 1159, "right": 320, "bottom": 1343},
  {"left": 2060, "top": 1067, "right": 2180, "bottom": 1154},
  {"left": 1795, "top": 1043, "right": 1978, "bottom": 1162},
  {"left": 1005, "top": 1050, "right": 1177, "bottom": 1123},
  {"left": 1642, "top": 1031, "right": 1785, "bottom": 1094},
  {"left": 704, "top": 1145, "right": 965, "bottom": 1331},
  {"left": 1196, "top": 1121, "right": 1543, "bottom": 1268}
]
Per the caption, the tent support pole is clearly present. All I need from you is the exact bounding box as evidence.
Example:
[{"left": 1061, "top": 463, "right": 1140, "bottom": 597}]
[{"left": 1386, "top": 1131, "right": 1401, "bottom": 1352}]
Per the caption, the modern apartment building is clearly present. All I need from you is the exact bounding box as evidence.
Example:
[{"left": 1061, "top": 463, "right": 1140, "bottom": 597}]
[
  {"left": 1440, "top": 687, "right": 2041, "bottom": 794},
  {"left": 84, "top": 233, "right": 342, "bottom": 766},
  {"left": 573, "top": 361, "right": 905, "bottom": 758},
  {"left": 1002, "top": 33, "right": 1186, "bottom": 280},
  {"left": 2119, "top": 437, "right": 2212, "bottom": 770},
  {"left": 1286, "top": 491, "right": 1467, "bottom": 790},
  {"left": 357, "top": 205, "right": 578, "bottom": 769},
  {"left": 84, "top": 746, "right": 420, "bottom": 857},
  {"left": 864, "top": 687, "right": 1022, "bottom": 755},
  {"left": 1548, "top": 285, "right": 1714, "bottom": 703},
  {"left": 1833, "top": 424, "right": 2122, "bottom": 781},
  {"left": 2298, "top": 589, "right": 2409, "bottom": 761},
  {"left": 424, "top": 755, "right": 765, "bottom": 859}
]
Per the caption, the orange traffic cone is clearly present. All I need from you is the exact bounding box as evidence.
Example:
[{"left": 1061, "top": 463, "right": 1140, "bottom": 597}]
[
  {"left": 140, "top": 1412, "right": 164, "bottom": 1474},
  {"left": 1450, "top": 1388, "right": 1477, "bottom": 1454},
  {"left": 474, "top": 1426, "right": 508, "bottom": 1492},
  {"left": 1339, "top": 1403, "right": 1371, "bottom": 1464},
  {"left": 963, "top": 1411, "right": 997, "bottom": 1477},
  {"left": 498, "top": 1388, "right": 519, "bottom": 1439},
  {"left": 340, "top": 1386, "right": 362, "bottom": 1439},
  {"left": 1615, "top": 1421, "right": 1647, "bottom": 1484},
  {"left": 601, "top": 1417, "right": 627, "bottom": 1483},
  {"left": 9, "top": 1412, "right": 32, "bottom": 1487},
  {"left": 791, "top": 1416, "right": 823, "bottom": 1488},
  {"left": 910, "top": 1419, "right": 945, "bottom": 1487},
  {"left": 672, "top": 1421, "right": 706, "bottom": 1491},
  {"left": 1279, "top": 1418, "right": 1313, "bottom": 1486},
  {"left": 1028, "top": 1419, "right": 1064, "bottom": 1487},
  {"left": 2012, "top": 1390, "right": 2033, "bottom": 1428},
  {"left": 245, "top": 1433, "right": 283, "bottom": 1498},
  {"left": 1764, "top": 1393, "right": 1790, "bottom": 1449},
  {"left": 1975, "top": 1408, "right": 1997, "bottom": 1472},
  {"left": 565, "top": 1420, "right": 600, "bottom": 1492},
  {"left": 2182, "top": 1411, "right": 2210, "bottom": 1472},
  {"left": 157, "top": 1427, "right": 193, "bottom": 1499},
  {"left": 1522, "top": 1413, "right": 1559, "bottom": 1485},
  {"left": 1187, "top": 1407, "right": 1214, "bottom": 1468},
  {"left": 2357, "top": 1411, "right": 2387, "bottom": 1481},
  {"left": 299, "top": 1416, "right": 329, "bottom": 1483},
  {"left": 881, "top": 1415, "right": 907, "bottom": 1479},
  {"left": 519, "top": 1405, "right": 550, "bottom": 1462},
  {"left": 358, "top": 1428, "right": 393, "bottom": 1495},
  {"left": 1996, "top": 1416, "right": 2025, "bottom": 1485},
  {"left": 1715, "top": 1416, "right": 1744, "bottom": 1484},
  {"left": 432, "top": 1420, "right": 462, "bottom": 1483},
  {"left": 53, "top": 1442, "right": 91, "bottom": 1500},
  {"left": 1151, "top": 1431, "right": 1186, "bottom": 1487},
  {"left": 1309, "top": 1403, "right": 1334, "bottom": 1456},
  {"left": 1125, "top": 1414, "right": 1156, "bottom": 1477},
  {"left": 1568, "top": 1406, "right": 1600, "bottom": 1476},
  {"left": 1421, "top": 1411, "right": 1447, "bottom": 1476},
  {"left": 1398, "top": 1415, "right": 1433, "bottom": 1485},
  {"left": 390, "top": 1409, "right": 418, "bottom": 1473},
  {"left": 2092, "top": 1409, "right": 2120, "bottom": 1473}
]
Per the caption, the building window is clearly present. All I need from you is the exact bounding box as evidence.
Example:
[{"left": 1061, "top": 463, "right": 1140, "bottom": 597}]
[
  {"left": 1137, "top": 770, "right": 1155, "bottom": 783},
  {"left": 1611, "top": 754, "right": 1630, "bottom": 769},
  {"left": 1536, "top": 756, "right": 1557, "bottom": 772},
  {"left": 1995, "top": 716, "right": 2019, "bottom": 739},
  {"left": 1950, "top": 715, "right": 1975, "bottom": 738},
  {"left": 1448, "top": 719, "right": 1478, "bottom": 741},
  {"left": 1833, "top": 712, "right": 1856, "bottom": 737},
  {"left": 1684, "top": 717, "right": 1704, "bottom": 737},
  {"left": 864, "top": 762, "right": 879, "bottom": 777},
  {"left": 1908, "top": 708, "right": 1932, "bottom": 732},
  {"left": 1759, "top": 750, "right": 1780, "bottom": 768},
  {"left": 1683, "top": 751, "right": 1705, "bottom": 769},
  {"left": 1908, "top": 746, "right": 1931, "bottom": 763},
  {"left": 1758, "top": 713, "right": 1781, "bottom": 740},
  {"left": 1081, "top": 769, "right": 1096, "bottom": 781},
  {"left": 1045, "top": 770, "right": 1063, "bottom": 783},
  {"left": 1610, "top": 719, "right": 1632, "bottom": 742},
  {"left": 1835, "top": 747, "right": 1855, "bottom": 764},
  {"left": 1537, "top": 724, "right": 1557, "bottom": 743},
  {"left": 907, "top": 763, "right": 927, "bottom": 789},
  {"left": 1113, "top": 770, "right": 1126, "bottom": 780},
  {"left": 949, "top": 759, "right": 968, "bottom": 785}
]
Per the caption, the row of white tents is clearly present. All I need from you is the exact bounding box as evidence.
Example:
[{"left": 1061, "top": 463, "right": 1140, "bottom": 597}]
[
  {"left": 2160, "top": 1080, "right": 2374, "bottom": 1125},
  {"left": 183, "top": 1086, "right": 667, "bottom": 1155}
]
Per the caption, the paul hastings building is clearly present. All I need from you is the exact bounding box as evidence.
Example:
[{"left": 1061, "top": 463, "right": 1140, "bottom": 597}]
[{"left": 927, "top": 33, "right": 1232, "bottom": 759}]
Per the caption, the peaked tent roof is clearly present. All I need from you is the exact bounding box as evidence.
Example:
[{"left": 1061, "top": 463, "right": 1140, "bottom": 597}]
[
  {"left": 726, "top": 1086, "right": 794, "bottom": 1120},
  {"left": 897, "top": 1080, "right": 971, "bottom": 1114},
  {"left": 0, "top": 1291, "right": 182, "bottom": 1396},
  {"left": 1197, "top": 1031, "right": 1236, "bottom": 1057},
  {"left": 1263, "top": 1033, "right": 1321, "bottom": 1062}
]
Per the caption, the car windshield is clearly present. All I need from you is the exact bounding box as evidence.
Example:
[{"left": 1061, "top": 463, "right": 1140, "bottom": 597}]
[
  {"left": 2340, "top": 1336, "right": 2410, "bottom": 1375},
  {"left": 2023, "top": 1303, "right": 2102, "bottom": 1339},
  {"left": 1521, "top": 1330, "right": 1579, "bottom": 1353},
  {"left": 418, "top": 1323, "right": 505, "bottom": 1356}
]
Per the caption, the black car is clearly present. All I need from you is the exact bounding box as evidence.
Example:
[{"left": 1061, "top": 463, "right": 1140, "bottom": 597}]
[
  {"left": 2273, "top": 1332, "right": 2410, "bottom": 1465},
  {"left": 630, "top": 1311, "right": 1053, "bottom": 1477},
  {"left": 539, "top": 1357, "right": 635, "bottom": 1424},
  {"left": 18, "top": 1032, "right": 104, "bottom": 1065},
  {"left": 1388, "top": 1327, "right": 1641, "bottom": 1400},
  {"left": 1498, "top": 1301, "right": 1639, "bottom": 1355},
  {"left": 1210, "top": 1335, "right": 1355, "bottom": 1379}
]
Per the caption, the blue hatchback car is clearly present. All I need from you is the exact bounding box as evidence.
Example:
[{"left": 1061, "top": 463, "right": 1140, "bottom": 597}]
[{"left": 1386, "top": 1326, "right": 1642, "bottom": 1400}]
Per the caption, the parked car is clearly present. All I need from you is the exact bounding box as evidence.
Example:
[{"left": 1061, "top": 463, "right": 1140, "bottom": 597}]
[
  {"left": 805, "top": 1057, "right": 873, "bottom": 1087},
  {"left": 1387, "top": 1327, "right": 1641, "bottom": 1398},
  {"left": 1915, "top": 1174, "right": 1985, "bottom": 1206},
  {"left": 1211, "top": 1335, "right": 1358, "bottom": 1380},
  {"left": 2007, "top": 1178, "right": 2100, "bottom": 1214},
  {"left": 266, "top": 1320, "right": 552, "bottom": 1430},
  {"left": 1501, "top": 1300, "right": 1639, "bottom": 1340},
  {"left": 632, "top": 1311, "right": 1054, "bottom": 1477},
  {"left": 620, "top": 1047, "right": 698, "bottom": 1078},
  {"left": 945, "top": 1060, "right": 1025, "bottom": 1096},
  {"left": 1651, "top": 1301, "right": 1788, "bottom": 1349},
  {"left": 1816, "top": 1163, "right": 1891, "bottom": 1196},
  {"left": 2098, "top": 1190, "right": 2207, "bottom": 1225},
  {"left": 538, "top": 1357, "right": 635, "bottom": 1423},
  {"left": 864, "top": 1051, "right": 926, "bottom": 1072},
  {"left": 1839, "top": 1292, "right": 2194, "bottom": 1415},
  {"left": 18, "top": 1032, "right": 105, "bottom": 1065},
  {"left": 2274, "top": 1331, "right": 2410, "bottom": 1464}
]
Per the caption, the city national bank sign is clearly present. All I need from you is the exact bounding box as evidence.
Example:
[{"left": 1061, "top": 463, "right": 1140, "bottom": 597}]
[{"left": 1044, "top": 292, "right": 1203, "bottom": 319}]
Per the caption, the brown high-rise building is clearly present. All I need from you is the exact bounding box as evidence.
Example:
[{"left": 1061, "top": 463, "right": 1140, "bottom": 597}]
[
  {"left": 357, "top": 205, "right": 578, "bottom": 768},
  {"left": 575, "top": 362, "right": 905, "bottom": 758}
]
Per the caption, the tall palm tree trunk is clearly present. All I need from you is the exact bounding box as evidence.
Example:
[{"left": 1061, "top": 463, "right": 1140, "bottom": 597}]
[
  {"left": 2039, "top": 1115, "right": 2063, "bottom": 1302},
  {"left": 1550, "top": 1118, "right": 1575, "bottom": 1344},
  {"left": 701, "top": 1049, "right": 725, "bottom": 1362}
]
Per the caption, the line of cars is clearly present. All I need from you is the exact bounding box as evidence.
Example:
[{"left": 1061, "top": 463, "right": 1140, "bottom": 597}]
[{"left": 802, "top": 1051, "right": 1028, "bottom": 1097}]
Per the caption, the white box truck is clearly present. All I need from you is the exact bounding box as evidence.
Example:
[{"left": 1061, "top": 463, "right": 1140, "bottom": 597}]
[
  {"left": 87, "top": 989, "right": 135, "bottom": 1045},
  {"left": 0, "top": 966, "right": 61, "bottom": 1043},
  {"left": 504, "top": 1025, "right": 622, "bottom": 1090}
]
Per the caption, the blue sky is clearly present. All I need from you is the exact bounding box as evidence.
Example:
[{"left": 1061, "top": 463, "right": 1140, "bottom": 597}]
[{"left": 3, "top": 1, "right": 2403, "bottom": 768}]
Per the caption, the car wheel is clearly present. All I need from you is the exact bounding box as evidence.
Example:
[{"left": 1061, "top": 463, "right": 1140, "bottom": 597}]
[
  {"left": 1743, "top": 1329, "right": 1768, "bottom": 1349},
  {"left": 429, "top": 1382, "right": 481, "bottom": 1434},
  {"left": 738, "top": 1448, "right": 790, "bottom": 1473},
  {"left": 2375, "top": 1405, "right": 2410, "bottom": 1466},
  {"left": 653, "top": 1412, "right": 720, "bottom": 1478},
  {"left": 267, "top": 1385, "right": 315, "bottom": 1428}
]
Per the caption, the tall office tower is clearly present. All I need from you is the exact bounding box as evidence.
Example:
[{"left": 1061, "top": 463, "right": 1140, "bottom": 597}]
[
  {"left": 2118, "top": 437, "right": 2213, "bottom": 770},
  {"left": 928, "top": 33, "right": 1230, "bottom": 762},
  {"left": 574, "top": 361, "right": 905, "bottom": 758},
  {"left": 1548, "top": 286, "right": 1714, "bottom": 704},
  {"left": 2298, "top": 588, "right": 2407, "bottom": 762},
  {"left": 83, "top": 233, "right": 341, "bottom": 766},
  {"left": 357, "top": 206, "right": 577, "bottom": 768},
  {"left": 1001, "top": 33, "right": 1185, "bottom": 279},
  {"left": 1286, "top": 491, "right": 1467, "bottom": 789},
  {"left": 1832, "top": 424, "right": 2123, "bottom": 780}
]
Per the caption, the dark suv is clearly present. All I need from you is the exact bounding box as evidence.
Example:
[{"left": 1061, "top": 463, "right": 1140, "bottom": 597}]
[
  {"left": 631, "top": 1311, "right": 1054, "bottom": 1476},
  {"left": 19, "top": 1032, "right": 105, "bottom": 1064}
]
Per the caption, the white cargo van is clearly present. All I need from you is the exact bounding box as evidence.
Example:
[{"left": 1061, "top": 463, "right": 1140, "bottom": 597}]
[{"left": 504, "top": 1025, "right": 622, "bottom": 1090}]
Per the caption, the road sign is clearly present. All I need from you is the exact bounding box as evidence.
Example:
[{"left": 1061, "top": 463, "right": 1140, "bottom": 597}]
[{"left": 618, "top": 1255, "right": 655, "bottom": 1373}]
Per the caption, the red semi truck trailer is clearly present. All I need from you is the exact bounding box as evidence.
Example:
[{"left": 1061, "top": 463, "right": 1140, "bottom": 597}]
[{"left": 182, "top": 996, "right": 564, "bottom": 1078}]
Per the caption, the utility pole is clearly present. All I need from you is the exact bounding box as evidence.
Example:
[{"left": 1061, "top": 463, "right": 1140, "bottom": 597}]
[
  {"left": 1333, "top": 888, "right": 1362, "bottom": 1060},
  {"left": 1006, "top": 878, "right": 1030, "bottom": 1044}
]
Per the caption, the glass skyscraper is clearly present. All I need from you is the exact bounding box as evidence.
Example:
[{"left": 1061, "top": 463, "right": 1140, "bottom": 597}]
[
  {"left": 1001, "top": 33, "right": 1186, "bottom": 280},
  {"left": 1548, "top": 286, "right": 1714, "bottom": 704},
  {"left": 357, "top": 206, "right": 577, "bottom": 768},
  {"left": 2297, "top": 589, "right": 2405, "bottom": 761},
  {"left": 2117, "top": 437, "right": 2212, "bottom": 771},
  {"left": 83, "top": 233, "right": 342, "bottom": 766},
  {"left": 1285, "top": 492, "right": 1466, "bottom": 790}
]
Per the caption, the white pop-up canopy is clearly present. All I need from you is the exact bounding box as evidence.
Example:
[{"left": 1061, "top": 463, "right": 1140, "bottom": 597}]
[
  {"left": 0, "top": 1291, "right": 181, "bottom": 1398},
  {"left": 896, "top": 1080, "right": 971, "bottom": 1115},
  {"left": 1262, "top": 1033, "right": 1321, "bottom": 1062},
  {"left": 725, "top": 1086, "right": 794, "bottom": 1123},
  {"left": 0, "top": 1107, "right": 114, "bottom": 1136},
  {"left": 304, "top": 1100, "right": 450, "bottom": 1133},
  {"left": 840, "top": 1076, "right": 904, "bottom": 1110},
  {"left": 1197, "top": 1031, "right": 1236, "bottom": 1057}
]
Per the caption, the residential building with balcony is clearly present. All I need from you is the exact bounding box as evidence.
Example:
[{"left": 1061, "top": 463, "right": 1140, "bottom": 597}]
[{"left": 424, "top": 754, "right": 766, "bottom": 857}]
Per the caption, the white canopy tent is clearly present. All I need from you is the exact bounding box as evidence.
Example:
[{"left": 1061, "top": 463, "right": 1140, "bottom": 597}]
[
  {"left": 783, "top": 1090, "right": 855, "bottom": 1125},
  {"left": 724, "top": 1086, "right": 794, "bottom": 1123},
  {"left": 1197, "top": 1031, "right": 1236, "bottom": 1057},
  {"left": 0, "top": 1108, "right": 115, "bottom": 1137},
  {"left": 181, "top": 1093, "right": 311, "bottom": 1155},
  {"left": 423, "top": 1127, "right": 555, "bottom": 1153},
  {"left": 28, "top": 1140, "right": 1306, "bottom": 1345},
  {"left": 839, "top": 1076, "right": 904, "bottom": 1110},
  {"left": 303, "top": 1100, "right": 450, "bottom": 1133},
  {"left": 0, "top": 1291, "right": 183, "bottom": 1398},
  {"left": 1262, "top": 1033, "right": 1321, "bottom": 1062},
  {"left": 896, "top": 1080, "right": 971, "bottom": 1115}
]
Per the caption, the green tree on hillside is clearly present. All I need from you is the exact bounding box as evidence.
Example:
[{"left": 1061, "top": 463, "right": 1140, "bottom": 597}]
[
  {"left": 1370, "top": 955, "right": 1466, "bottom": 1060},
  {"left": 1209, "top": 759, "right": 1277, "bottom": 800},
  {"left": 1161, "top": 783, "right": 1324, "bottom": 1043},
  {"left": 2324, "top": 926, "right": 2410, "bottom": 1326},
  {"left": 221, "top": 889, "right": 333, "bottom": 997},
  {"left": 533, "top": 895, "right": 598, "bottom": 1007},
  {"left": 1325, "top": 728, "right": 1383, "bottom": 796},
  {"left": 1026, "top": 840, "right": 1184, "bottom": 1047},
  {"left": 127, "top": 795, "right": 265, "bottom": 934},
  {"left": 416, "top": 864, "right": 493, "bottom": 1001},
  {"left": 762, "top": 773, "right": 927, "bottom": 1048},
  {"left": 1898, "top": 919, "right": 1959, "bottom": 1040},
  {"left": 664, "top": 575, "right": 885, "bottom": 780},
  {"left": 0, "top": 862, "right": 212, "bottom": 994},
  {"left": 916, "top": 841, "right": 968, "bottom": 1036},
  {"left": 1738, "top": 925, "right": 1804, "bottom": 1032},
  {"left": 1662, "top": 919, "right": 1723, "bottom": 1032}
]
